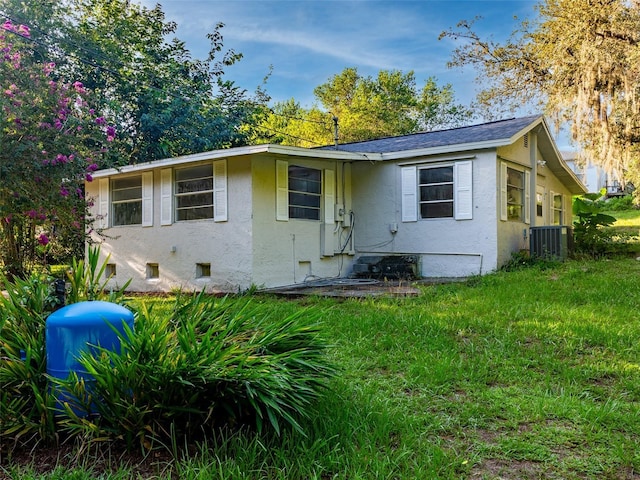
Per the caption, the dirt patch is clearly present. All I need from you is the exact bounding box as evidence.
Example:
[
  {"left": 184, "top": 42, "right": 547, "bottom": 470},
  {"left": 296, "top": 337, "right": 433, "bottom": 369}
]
[
  {"left": 469, "top": 457, "right": 545, "bottom": 479},
  {"left": 262, "top": 279, "right": 422, "bottom": 298},
  {"left": 0, "top": 443, "right": 176, "bottom": 479}
]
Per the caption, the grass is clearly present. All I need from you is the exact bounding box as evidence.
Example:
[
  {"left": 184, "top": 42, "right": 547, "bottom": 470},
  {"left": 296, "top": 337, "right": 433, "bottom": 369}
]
[{"left": 4, "top": 257, "right": 640, "bottom": 479}]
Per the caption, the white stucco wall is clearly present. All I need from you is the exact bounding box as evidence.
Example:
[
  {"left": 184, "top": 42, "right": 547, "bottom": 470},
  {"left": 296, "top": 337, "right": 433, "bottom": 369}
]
[
  {"left": 86, "top": 156, "right": 254, "bottom": 293},
  {"left": 351, "top": 150, "right": 499, "bottom": 278},
  {"left": 250, "top": 155, "right": 355, "bottom": 288}
]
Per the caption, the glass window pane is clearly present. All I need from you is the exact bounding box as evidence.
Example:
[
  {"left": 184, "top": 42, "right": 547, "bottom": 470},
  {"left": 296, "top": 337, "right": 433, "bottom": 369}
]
[
  {"left": 113, "top": 177, "right": 142, "bottom": 190},
  {"left": 507, "top": 168, "right": 523, "bottom": 187},
  {"left": 112, "top": 202, "right": 142, "bottom": 226},
  {"left": 553, "top": 195, "right": 562, "bottom": 209},
  {"left": 177, "top": 206, "right": 214, "bottom": 221},
  {"left": 176, "top": 178, "right": 213, "bottom": 194},
  {"left": 420, "top": 185, "right": 454, "bottom": 201},
  {"left": 420, "top": 202, "right": 453, "bottom": 218},
  {"left": 289, "top": 206, "right": 320, "bottom": 220},
  {"left": 175, "top": 164, "right": 212, "bottom": 181},
  {"left": 289, "top": 192, "right": 321, "bottom": 208},
  {"left": 289, "top": 177, "right": 321, "bottom": 194},
  {"left": 176, "top": 192, "right": 213, "bottom": 208},
  {"left": 112, "top": 186, "right": 142, "bottom": 202},
  {"left": 419, "top": 167, "right": 453, "bottom": 184}
]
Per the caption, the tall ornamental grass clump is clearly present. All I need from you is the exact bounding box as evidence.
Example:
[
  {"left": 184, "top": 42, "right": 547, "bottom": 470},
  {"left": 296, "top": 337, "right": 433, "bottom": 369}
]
[
  {"left": 1, "top": 247, "right": 336, "bottom": 453},
  {"left": 58, "top": 293, "right": 336, "bottom": 449}
]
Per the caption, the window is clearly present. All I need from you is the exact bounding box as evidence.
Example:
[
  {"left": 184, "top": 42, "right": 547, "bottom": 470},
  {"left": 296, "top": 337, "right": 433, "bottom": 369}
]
[
  {"left": 175, "top": 164, "right": 213, "bottom": 221},
  {"left": 100, "top": 172, "right": 151, "bottom": 228},
  {"left": 288, "top": 165, "right": 321, "bottom": 220},
  {"left": 146, "top": 263, "right": 159, "bottom": 279},
  {"left": 196, "top": 263, "right": 211, "bottom": 278},
  {"left": 401, "top": 161, "right": 472, "bottom": 222},
  {"left": 506, "top": 167, "right": 525, "bottom": 221},
  {"left": 552, "top": 193, "right": 563, "bottom": 225},
  {"left": 536, "top": 191, "right": 544, "bottom": 218},
  {"left": 111, "top": 176, "right": 142, "bottom": 226},
  {"left": 160, "top": 160, "right": 227, "bottom": 225},
  {"left": 500, "top": 163, "right": 530, "bottom": 223},
  {"left": 419, "top": 166, "right": 454, "bottom": 218}
]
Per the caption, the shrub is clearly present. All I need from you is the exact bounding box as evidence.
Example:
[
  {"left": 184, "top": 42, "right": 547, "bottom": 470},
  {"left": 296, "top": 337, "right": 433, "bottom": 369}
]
[
  {"left": 57, "top": 293, "right": 336, "bottom": 449},
  {"left": 1, "top": 252, "right": 336, "bottom": 453},
  {"left": 601, "top": 194, "right": 636, "bottom": 211},
  {"left": 572, "top": 194, "right": 617, "bottom": 256},
  {"left": 500, "top": 250, "right": 561, "bottom": 272}
]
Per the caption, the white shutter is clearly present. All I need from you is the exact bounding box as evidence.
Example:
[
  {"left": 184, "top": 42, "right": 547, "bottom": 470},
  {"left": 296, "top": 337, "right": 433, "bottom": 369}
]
[
  {"left": 500, "top": 162, "right": 508, "bottom": 221},
  {"left": 322, "top": 169, "right": 336, "bottom": 257},
  {"left": 160, "top": 168, "right": 172, "bottom": 225},
  {"left": 550, "top": 190, "right": 556, "bottom": 225},
  {"left": 98, "top": 178, "right": 109, "bottom": 229},
  {"left": 324, "top": 169, "right": 335, "bottom": 224},
  {"left": 401, "top": 166, "right": 417, "bottom": 222},
  {"left": 524, "top": 170, "right": 531, "bottom": 225},
  {"left": 276, "top": 160, "right": 289, "bottom": 221},
  {"left": 454, "top": 160, "right": 473, "bottom": 220},
  {"left": 213, "top": 159, "right": 228, "bottom": 222},
  {"left": 142, "top": 171, "right": 153, "bottom": 227}
]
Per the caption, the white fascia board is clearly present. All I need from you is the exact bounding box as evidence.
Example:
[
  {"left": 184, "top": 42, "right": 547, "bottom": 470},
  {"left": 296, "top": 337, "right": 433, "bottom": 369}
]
[
  {"left": 377, "top": 140, "right": 508, "bottom": 161},
  {"left": 534, "top": 118, "right": 587, "bottom": 194},
  {"left": 92, "top": 144, "right": 373, "bottom": 178}
]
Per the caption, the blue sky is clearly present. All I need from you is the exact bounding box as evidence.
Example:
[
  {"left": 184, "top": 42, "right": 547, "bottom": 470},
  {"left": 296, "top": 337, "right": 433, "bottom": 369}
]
[{"left": 137, "top": 1, "right": 561, "bottom": 142}]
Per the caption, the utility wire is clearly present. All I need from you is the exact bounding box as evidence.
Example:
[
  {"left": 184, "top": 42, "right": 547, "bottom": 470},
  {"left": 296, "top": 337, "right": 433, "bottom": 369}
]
[{"left": 253, "top": 125, "right": 328, "bottom": 147}]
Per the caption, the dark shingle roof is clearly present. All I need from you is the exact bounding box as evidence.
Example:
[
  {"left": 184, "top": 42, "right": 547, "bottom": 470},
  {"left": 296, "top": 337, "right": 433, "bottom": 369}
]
[{"left": 319, "top": 115, "right": 542, "bottom": 153}]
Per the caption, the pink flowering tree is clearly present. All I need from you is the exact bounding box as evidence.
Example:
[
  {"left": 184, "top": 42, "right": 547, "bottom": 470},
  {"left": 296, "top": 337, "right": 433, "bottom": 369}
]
[{"left": 0, "top": 21, "right": 114, "bottom": 278}]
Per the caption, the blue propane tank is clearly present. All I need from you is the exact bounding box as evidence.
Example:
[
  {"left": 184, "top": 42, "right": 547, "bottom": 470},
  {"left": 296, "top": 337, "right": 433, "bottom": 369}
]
[{"left": 45, "top": 301, "right": 134, "bottom": 415}]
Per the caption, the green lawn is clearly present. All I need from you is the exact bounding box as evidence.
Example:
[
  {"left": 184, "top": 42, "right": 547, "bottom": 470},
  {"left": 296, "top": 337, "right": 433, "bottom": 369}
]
[{"left": 6, "top": 257, "right": 640, "bottom": 479}]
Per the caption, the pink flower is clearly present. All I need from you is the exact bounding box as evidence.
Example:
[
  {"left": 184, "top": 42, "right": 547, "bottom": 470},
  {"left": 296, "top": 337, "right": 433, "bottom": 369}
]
[
  {"left": 106, "top": 125, "right": 116, "bottom": 142},
  {"left": 87, "top": 163, "right": 98, "bottom": 171},
  {"left": 26, "top": 209, "right": 37, "bottom": 219},
  {"left": 37, "top": 233, "right": 49, "bottom": 246},
  {"left": 85, "top": 173, "right": 93, "bottom": 182},
  {"left": 60, "top": 186, "right": 69, "bottom": 197},
  {"left": 95, "top": 116, "right": 106, "bottom": 126},
  {"left": 72, "top": 81, "right": 85, "bottom": 93},
  {"left": 16, "top": 25, "right": 30, "bottom": 37}
]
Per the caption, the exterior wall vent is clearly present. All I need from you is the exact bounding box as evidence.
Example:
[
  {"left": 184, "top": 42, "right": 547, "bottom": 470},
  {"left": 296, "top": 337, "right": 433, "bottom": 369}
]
[
  {"left": 523, "top": 133, "right": 529, "bottom": 148},
  {"left": 529, "top": 226, "right": 572, "bottom": 260}
]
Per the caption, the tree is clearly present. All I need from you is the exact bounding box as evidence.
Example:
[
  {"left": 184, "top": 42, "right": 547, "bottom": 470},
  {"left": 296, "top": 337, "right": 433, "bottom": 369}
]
[
  {"left": 1, "top": 0, "right": 269, "bottom": 165},
  {"left": 0, "top": 20, "right": 113, "bottom": 277},
  {"left": 440, "top": 0, "right": 640, "bottom": 192},
  {"left": 255, "top": 67, "right": 473, "bottom": 147}
]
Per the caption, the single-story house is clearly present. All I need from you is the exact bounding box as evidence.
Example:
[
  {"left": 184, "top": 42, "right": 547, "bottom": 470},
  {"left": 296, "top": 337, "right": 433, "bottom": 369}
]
[{"left": 86, "top": 114, "right": 586, "bottom": 293}]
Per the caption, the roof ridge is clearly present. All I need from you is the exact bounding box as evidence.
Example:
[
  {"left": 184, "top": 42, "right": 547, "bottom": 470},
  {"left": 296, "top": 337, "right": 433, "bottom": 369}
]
[{"left": 329, "top": 114, "right": 542, "bottom": 148}]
